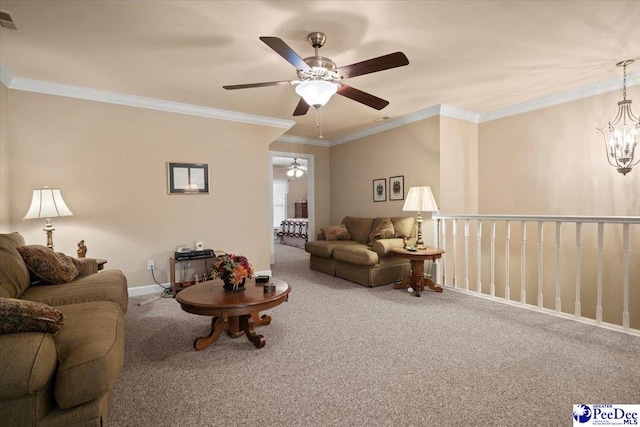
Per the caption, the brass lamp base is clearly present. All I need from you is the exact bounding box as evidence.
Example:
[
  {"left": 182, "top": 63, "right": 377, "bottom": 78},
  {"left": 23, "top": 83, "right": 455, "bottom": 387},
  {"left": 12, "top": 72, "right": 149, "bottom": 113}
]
[
  {"left": 415, "top": 212, "right": 426, "bottom": 250},
  {"left": 43, "top": 219, "right": 55, "bottom": 250}
]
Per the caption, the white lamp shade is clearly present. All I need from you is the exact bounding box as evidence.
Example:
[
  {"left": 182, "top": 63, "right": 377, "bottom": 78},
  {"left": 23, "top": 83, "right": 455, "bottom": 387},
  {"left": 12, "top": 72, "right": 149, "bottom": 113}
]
[
  {"left": 295, "top": 80, "right": 338, "bottom": 107},
  {"left": 24, "top": 188, "right": 73, "bottom": 219},
  {"left": 402, "top": 186, "right": 438, "bottom": 212}
]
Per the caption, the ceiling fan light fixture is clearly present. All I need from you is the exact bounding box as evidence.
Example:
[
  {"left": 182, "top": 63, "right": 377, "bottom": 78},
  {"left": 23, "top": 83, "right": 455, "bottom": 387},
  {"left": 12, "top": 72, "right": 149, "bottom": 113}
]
[
  {"left": 286, "top": 168, "right": 303, "bottom": 178},
  {"left": 295, "top": 80, "right": 338, "bottom": 108}
]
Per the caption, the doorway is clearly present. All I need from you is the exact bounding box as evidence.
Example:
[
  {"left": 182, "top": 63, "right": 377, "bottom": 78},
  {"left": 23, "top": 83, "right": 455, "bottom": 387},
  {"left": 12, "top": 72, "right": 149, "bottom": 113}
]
[{"left": 269, "top": 151, "right": 315, "bottom": 264}]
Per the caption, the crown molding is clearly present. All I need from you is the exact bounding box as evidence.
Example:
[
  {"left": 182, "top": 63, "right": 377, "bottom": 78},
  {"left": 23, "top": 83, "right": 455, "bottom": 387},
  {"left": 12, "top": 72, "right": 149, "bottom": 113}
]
[
  {"left": 440, "top": 104, "right": 480, "bottom": 123},
  {"left": 328, "top": 104, "right": 480, "bottom": 146},
  {"left": 329, "top": 104, "right": 442, "bottom": 146},
  {"left": 3, "top": 62, "right": 638, "bottom": 142},
  {"left": 274, "top": 134, "right": 330, "bottom": 147},
  {"left": 1, "top": 66, "right": 295, "bottom": 130},
  {"left": 479, "top": 71, "right": 640, "bottom": 123},
  {"left": 0, "top": 63, "right": 14, "bottom": 87}
]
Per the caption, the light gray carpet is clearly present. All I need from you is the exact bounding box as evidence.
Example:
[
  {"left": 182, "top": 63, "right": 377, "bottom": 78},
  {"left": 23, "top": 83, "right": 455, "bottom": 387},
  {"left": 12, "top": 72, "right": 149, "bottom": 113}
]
[{"left": 110, "top": 243, "right": 640, "bottom": 427}]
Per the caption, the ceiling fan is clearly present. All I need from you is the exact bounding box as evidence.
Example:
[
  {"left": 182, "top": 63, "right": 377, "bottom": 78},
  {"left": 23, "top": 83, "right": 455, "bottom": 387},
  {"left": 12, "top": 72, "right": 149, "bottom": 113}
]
[
  {"left": 285, "top": 158, "right": 306, "bottom": 178},
  {"left": 223, "top": 32, "right": 410, "bottom": 116}
]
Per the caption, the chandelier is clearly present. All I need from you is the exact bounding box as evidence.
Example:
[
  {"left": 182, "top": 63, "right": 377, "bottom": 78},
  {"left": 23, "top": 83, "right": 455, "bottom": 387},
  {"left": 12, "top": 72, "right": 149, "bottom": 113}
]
[{"left": 597, "top": 60, "right": 639, "bottom": 175}]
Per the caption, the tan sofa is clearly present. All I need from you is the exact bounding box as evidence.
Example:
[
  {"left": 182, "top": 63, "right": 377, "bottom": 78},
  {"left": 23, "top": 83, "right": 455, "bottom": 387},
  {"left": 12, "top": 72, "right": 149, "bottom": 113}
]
[
  {"left": 305, "top": 216, "right": 416, "bottom": 287},
  {"left": 0, "top": 232, "right": 128, "bottom": 427}
]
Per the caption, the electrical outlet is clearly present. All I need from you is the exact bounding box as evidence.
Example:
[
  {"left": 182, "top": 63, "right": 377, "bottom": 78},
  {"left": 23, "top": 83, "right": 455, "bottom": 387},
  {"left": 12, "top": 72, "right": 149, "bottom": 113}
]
[{"left": 147, "top": 260, "right": 155, "bottom": 271}]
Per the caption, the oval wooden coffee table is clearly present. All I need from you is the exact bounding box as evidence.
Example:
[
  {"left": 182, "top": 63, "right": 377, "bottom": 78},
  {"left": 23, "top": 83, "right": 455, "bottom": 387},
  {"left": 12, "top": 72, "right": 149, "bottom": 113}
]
[{"left": 176, "top": 278, "right": 290, "bottom": 350}]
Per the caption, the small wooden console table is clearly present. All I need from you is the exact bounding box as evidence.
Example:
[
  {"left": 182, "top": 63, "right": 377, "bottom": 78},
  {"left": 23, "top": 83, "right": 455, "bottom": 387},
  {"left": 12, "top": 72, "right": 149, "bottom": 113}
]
[{"left": 392, "top": 247, "right": 445, "bottom": 297}]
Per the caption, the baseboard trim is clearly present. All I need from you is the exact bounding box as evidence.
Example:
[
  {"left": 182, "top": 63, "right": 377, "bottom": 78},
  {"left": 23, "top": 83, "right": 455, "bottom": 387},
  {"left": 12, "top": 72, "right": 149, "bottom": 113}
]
[
  {"left": 127, "top": 269, "right": 273, "bottom": 297},
  {"left": 128, "top": 283, "right": 169, "bottom": 297}
]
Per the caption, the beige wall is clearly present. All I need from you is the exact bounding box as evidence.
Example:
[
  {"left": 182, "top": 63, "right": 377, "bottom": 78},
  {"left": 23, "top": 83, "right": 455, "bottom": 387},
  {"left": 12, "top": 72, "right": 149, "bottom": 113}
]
[
  {"left": 272, "top": 167, "right": 308, "bottom": 219},
  {"left": 0, "top": 83, "right": 9, "bottom": 232},
  {"left": 287, "top": 175, "right": 308, "bottom": 216},
  {"left": 478, "top": 87, "right": 640, "bottom": 216},
  {"left": 329, "top": 117, "right": 440, "bottom": 242},
  {"left": 468, "top": 87, "right": 640, "bottom": 329},
  {"left": 269, "top": 141, "right": 330, "bottom": 232},
  {"left": 5, "top": 90, "right": 287, "bottom": 287},
  {"left": 439, "top": 116, "right": 478, "bottom": 214}
]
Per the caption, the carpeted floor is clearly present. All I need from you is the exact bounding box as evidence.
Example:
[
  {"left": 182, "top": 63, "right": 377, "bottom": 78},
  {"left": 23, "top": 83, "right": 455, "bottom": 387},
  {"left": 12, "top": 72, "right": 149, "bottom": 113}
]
[{"left": 110, "top": 243, "right": 640, "bottom": 427}]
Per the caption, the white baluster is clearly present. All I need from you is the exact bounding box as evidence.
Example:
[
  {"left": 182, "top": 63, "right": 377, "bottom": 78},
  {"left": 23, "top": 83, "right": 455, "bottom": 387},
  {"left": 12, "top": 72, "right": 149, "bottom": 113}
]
[
  {"left": 596, "top": 223, "right": 604, "bottom": 323},
  {"left": 442, "top": 219, "right": 447, "bottom": 286},
  {"left": 505, "top": 220, "right": 511, "bottom": 301},
  {"left": 622, "top": 224, "right": 630, "bottom": 330},
  {"left": 520, "top": 221, "right": 527, "bottom": 304},
  {"left": 555, "top": 222, "right": 562, "bottom": 313},
  {"left": 538, "top": 221, "right": 544, "bottom": 309},
  {"left": 452, "top": 219, "right": 458, "bottom": 288},
  {"left": 490, "top": 220, "right": 496, "bottom": 297},
  {"left": 477, "top": 220, "right": 482, "bottom": 294},
  {"left": 575, "top": 222, "right": 582, "bottom": 318},
  {"left": 434, "top": 218, "right": 441, "bottom": 285},
  {"left": 464, "top": 220, "right": 470, "bottom": 291}
]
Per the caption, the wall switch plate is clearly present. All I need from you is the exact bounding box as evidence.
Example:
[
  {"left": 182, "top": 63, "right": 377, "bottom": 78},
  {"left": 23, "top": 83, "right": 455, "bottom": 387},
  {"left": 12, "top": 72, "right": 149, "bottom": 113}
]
[{"left": 147, "top": 260, "right": 155, "bottom": 271}]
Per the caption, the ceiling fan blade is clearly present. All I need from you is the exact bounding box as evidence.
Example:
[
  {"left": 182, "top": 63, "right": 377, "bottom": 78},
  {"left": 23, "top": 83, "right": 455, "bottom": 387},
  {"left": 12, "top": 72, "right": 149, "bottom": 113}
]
[
  {"left": 223, "top": 80, "right": 294, "bottom": 90},
  {"left": 293, "top": 98, "right": 311, "bottom": 116},
  {"left": 336, "top": 52, "right": 409, "bottom": 79},
  {"left": 337, "top": 84, "right": 389, "bottom": 110},
  {"left": 260, "top": 36, "right": 311, "bottom": 71}
]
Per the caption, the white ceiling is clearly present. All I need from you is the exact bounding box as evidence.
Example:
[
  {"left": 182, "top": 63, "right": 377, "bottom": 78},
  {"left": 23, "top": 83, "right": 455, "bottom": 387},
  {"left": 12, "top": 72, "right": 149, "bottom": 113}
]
[
  {"left": 1, "top": 1, "right": 639, "bottom": 141},
  {"left": 273, "top": 156, "right": 307, "bottom": 168}
]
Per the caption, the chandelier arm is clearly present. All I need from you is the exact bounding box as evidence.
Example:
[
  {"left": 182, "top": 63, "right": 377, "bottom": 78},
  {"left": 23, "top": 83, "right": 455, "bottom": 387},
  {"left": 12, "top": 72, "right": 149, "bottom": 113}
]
[
  {"left": 626, "top": 106, "right": 639, "bottom": 124},
  {"left": 598, "top": 128, "right": 621, "bottom": 167},
  {"left": 629, "top": 142, "right": 640, "bottom": 166},
  {"left": 608, "top": 106, "right": 625, "bottom": 128}
]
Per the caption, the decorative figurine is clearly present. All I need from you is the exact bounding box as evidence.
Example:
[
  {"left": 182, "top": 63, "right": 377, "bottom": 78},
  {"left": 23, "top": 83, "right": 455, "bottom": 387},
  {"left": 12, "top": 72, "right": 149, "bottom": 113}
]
[
  {"left": 402, "top": 236, "right": 408, "bottom": 249},
  {"left": 77, "top": 240, "right": 87, "bottom": 258}
]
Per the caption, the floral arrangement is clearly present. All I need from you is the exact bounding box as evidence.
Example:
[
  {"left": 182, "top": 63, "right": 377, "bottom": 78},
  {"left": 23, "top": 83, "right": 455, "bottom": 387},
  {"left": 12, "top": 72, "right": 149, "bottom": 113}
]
[{"left": 210, "top": 254, "right": 253, "bottom": 286}]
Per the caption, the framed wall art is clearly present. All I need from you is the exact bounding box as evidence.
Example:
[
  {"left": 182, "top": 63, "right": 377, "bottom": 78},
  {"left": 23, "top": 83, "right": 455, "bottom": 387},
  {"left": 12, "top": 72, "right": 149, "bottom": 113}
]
[
  {"left": 373, "top": 178, "right": 386, "bottom": 202},
  {"left": 167, "top": 162, "right": 209, "bottom": 194},
  {"left": 389, "top": 175, "right": 404, "bottom": 201}
]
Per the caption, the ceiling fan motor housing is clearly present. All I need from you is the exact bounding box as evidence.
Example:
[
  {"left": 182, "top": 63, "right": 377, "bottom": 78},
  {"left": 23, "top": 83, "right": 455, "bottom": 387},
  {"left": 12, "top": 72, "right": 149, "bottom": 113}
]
[
  {"left": 307, "top": 32, "right": 326, "bottom": 48},
  {"left": 298, "top": 56, "right": 338, "bottom": 81}
]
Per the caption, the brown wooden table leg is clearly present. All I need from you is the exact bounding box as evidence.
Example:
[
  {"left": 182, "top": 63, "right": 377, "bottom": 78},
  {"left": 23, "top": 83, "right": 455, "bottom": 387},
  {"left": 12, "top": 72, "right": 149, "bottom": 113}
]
[
  {"left": 226, "top": 316, "right": 243, "bottom": 338},
  {"left": 239, "top": 314, "right": 265, "bottom": 348},
  {"left": 194, "top": 316, "right": 228, "bottom": 351},
  {"left": 423, "top": 277, "right": 443, "bottom": 293},
  {"left": 251, "top": 312, "right": 271, "bottom": 326},
  {"left": 412, "top": 259, "right": 424, "bottom": 297},
  {"left": 393, "top": 276, "right": 412, "bottom": 290}
]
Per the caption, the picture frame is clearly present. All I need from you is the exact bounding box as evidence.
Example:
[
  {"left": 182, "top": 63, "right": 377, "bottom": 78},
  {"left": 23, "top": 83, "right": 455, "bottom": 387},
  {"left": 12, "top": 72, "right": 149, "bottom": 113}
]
[
  {"left": 167, "top": 162, "right": 209, "bottom": 194},
  {"left": 373, "top": 178, "right": 386, "bottom": 202},
  {"left": 389, "top": 175, "right": 404, "bottom": 201}
]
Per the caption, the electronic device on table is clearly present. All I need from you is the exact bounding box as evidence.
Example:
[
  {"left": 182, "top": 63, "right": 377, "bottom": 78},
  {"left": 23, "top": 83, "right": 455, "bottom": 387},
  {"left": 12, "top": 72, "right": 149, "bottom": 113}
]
[{"left": 174, "top": 247, "right": 216, "bottom": 261}]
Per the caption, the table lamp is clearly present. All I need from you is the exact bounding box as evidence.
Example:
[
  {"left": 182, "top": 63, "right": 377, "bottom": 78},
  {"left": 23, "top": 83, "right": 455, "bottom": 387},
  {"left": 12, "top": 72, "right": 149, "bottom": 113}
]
[
  {"left": 23, "top": 186, "right": 73, "bottom": 250},
  {"left": 402, "top": 186, "right": 438, "bottom": 250}
]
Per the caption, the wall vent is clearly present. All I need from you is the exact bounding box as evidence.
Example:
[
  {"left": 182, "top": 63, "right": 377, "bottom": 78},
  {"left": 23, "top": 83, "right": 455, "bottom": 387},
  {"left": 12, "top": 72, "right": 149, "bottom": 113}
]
[{"left": 0, "top": 10, "right": 18, "bottom": 31}]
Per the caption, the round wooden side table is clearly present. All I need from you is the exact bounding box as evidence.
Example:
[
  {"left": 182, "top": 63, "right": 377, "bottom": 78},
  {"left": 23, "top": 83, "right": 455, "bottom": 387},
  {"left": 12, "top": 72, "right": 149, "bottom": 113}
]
[{"left": 391, "top": 247, "right": 445, "bottom": 297}]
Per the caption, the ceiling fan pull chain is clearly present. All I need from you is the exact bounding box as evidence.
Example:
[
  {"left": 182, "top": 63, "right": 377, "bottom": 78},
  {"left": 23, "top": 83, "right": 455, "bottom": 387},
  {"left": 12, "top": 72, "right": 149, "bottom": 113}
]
[{"left": 316, "top": 108, "right": 324, "bottom": 139}]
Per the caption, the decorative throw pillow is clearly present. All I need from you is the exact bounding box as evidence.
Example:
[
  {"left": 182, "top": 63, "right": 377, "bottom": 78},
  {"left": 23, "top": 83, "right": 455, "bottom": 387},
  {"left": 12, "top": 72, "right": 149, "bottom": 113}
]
[
  {"left": 369, "top": 218, "right": 395, "bottom": 243},
  {"left": 322, "top": 224, "right": 352, "bottom": 241},
  {"left": 0, "top": 298, "right": 65, "bottom": 334},
  {"left": 16, "top": 245, "right": 81, "bottom": 285}
]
